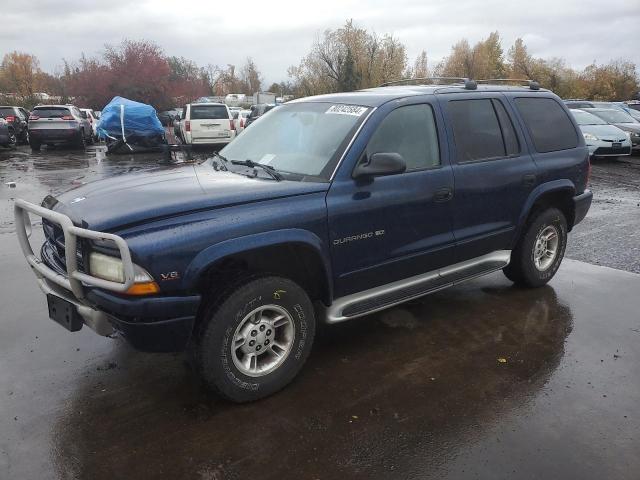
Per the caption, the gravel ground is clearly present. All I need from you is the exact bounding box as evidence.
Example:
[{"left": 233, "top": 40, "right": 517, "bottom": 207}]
[{"left": 566, "top": 155, "right": 640, "bottom": 273}]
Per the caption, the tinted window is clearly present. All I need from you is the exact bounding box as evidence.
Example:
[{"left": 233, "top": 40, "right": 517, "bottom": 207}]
[
  {"left": 514, "top": 98, "right": 578, "bottom": 152},
  {"left": 448, "top": 99, "right": 505, "bottom": 161},
  {"left": 0, "top": 108, "right": 16, "bottom": 117},
  {"left": 367, "top": 104, "right": 440, "bottom": 170},
  {"left": 493, "top": 100, "right": 520, "bottom": 156},
  {"left": 32, "top": 107, "right": 71, "bottom": 118},
  {"left": 190, "top": 105, "right": 228, "bottom": 120}
]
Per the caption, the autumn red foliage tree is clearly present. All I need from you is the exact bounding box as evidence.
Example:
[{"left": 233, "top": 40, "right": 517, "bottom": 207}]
[{"left": 65, "top": 40, "right": 211, "bottom": 110}]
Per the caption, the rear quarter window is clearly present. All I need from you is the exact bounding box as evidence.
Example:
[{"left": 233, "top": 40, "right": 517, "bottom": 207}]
[
  {"left": 514, "top": 98, "right": 578, "bottom": 153},
  {"left": 190, "top": 105, "right": 229, "bottom": 120}
]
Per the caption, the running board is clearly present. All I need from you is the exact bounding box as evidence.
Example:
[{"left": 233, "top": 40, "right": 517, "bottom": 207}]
[{"left": 325, "top": 250, "right": 511, "bottom": 323}]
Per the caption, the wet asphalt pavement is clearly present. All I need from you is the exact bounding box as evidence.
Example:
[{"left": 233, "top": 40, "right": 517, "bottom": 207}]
[{"left": 1, "top": 145, "right": 639, "bottom": 479}]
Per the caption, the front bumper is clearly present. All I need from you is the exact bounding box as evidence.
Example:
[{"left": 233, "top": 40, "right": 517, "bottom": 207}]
[
  {"left": 14, "top": 199, "right": 200, "bottom": 352},
  {"left": 587, "top": 140, "right": 632, "bottom": 157},
  {"left": 573, "top": 190, "right": 593, "bottom": 227}
]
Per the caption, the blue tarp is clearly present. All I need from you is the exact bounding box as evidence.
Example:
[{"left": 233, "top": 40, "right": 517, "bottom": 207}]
[{"left": 97, "top": 96, "right": 164, "bottom": 139}]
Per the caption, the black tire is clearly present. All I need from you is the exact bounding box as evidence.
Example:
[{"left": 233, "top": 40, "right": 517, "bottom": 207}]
[
  {"left": 195, "top": 275, "right": 316, "bottom": 402},
  {"left": 6, "top": 129, "right": 17, "bottom": 148},
  {"left": 504, "top": 207, "right": 567, "bottom": 288},
  {"left": 75, "top": 130, "right": 86, "bottom": 149},
  {"left": 29, "top": 139, "right": 41, "bottom": 151},
  {"left": 19, "top": 129, "right": 29, "bottom": 145}
]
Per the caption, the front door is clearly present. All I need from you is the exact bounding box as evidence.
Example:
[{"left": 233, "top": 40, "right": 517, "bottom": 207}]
[{"left": 326, "top": 100, "right": 456, "bottom": 298}]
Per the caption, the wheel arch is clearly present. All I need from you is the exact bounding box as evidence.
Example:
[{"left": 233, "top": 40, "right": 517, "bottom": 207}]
[
  {"left": 515, "top": 180, "right": 576, "bottom": 245},
  {"left": 186, "top": 229, "right": 333, "bottom": 305}
]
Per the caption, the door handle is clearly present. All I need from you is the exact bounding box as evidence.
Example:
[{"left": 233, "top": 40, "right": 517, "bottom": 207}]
[{"left": 434, "top": 187, "right": 453, "bottom": 203}]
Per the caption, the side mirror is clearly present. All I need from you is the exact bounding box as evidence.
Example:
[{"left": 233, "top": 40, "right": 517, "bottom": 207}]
[{"left": 353, "top": 152, "right": 406, "bottom": 179}]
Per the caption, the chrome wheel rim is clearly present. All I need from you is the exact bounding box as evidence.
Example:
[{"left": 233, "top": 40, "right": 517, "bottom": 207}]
[
  {"left": 533, "top": 225, "right": 559, "bottom": 271},
  {"left": 231, "top": 305, "right": 295, "bottom": 377}
]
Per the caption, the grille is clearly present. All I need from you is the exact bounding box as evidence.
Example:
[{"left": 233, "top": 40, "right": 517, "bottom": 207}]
[{"left": 42, "top": 219, "right": 86, "bottom": 273}]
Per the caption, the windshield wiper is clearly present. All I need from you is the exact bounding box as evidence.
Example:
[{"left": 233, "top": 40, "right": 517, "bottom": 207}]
[
  {"left": 231, "top": 159, "right": 283, "bottom": 181},
  {"left": 211, "top": 151, "right": 229, "bottom": 171}
]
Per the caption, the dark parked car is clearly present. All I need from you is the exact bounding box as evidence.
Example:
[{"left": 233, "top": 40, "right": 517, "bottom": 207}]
[
  {"left": 583, "top": 108, "right": 640, "bottom": 151},
  {"left": 158, "top": 111, "right": 175, "bottom": 127},
  {"left": 0, "top": 117, "right": 16, "bottom": 147},
  {"left": 244, "top": 103, "right": 277, "bottom": 128},
  {"left": 15, "top": 81, "right": 591, "bottom": 402},
  {"left": 0, "top": 105, "right": 30, "bottom": 144},
  {"left": 28, "top": 105, "right": 93, "bottom": 150}
]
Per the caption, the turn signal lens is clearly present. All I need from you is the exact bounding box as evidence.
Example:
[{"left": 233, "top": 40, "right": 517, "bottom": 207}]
[{"left": 125, "top": 281, "right": 160, "bottom": 296}]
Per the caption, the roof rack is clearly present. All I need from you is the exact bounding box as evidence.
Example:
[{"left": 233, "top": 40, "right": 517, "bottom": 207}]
[
  {"left": 476, "top": 78, "right": 540, "bottom": 90},
  {"left": 380, "top": 77, "right": 478, "bottom": 90}
]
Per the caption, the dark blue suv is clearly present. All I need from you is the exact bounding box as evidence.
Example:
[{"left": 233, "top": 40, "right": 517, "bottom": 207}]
[{"left": 15, "top": 80, "right": 592, "bottom": 402}]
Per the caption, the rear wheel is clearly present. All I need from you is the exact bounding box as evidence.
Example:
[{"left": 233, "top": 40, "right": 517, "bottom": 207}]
[
  {"left": 503, "top": 207, "right": 567, "bottom": 287},
  {"left": 29, "top": 139, "right": 41, "bottom": 151},
  {"left": 195, "top": 275, "right": 316, "bottom": 402},
  {"left": 75, "top": 130, "right": 86, "bottom": 149},
  {"left": 7, "top": 129, "right": 17, "bottom": 148}
]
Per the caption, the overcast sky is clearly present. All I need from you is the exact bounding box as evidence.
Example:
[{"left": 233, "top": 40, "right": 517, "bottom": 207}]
[{"left": 2, "top": 0, "right": 639, "bottom": 86}]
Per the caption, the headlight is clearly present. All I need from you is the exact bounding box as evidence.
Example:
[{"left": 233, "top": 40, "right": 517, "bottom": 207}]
[
  {"left": 89, "top": 252, "right": 159, "bottom": 295},
  {"left": 583, "top": 132, "right": 598, "bottom": 141}
]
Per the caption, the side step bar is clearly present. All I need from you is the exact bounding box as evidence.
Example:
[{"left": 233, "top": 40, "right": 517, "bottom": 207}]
[{"left": 325, "top": 250, "right": 511, "bottom": 323}]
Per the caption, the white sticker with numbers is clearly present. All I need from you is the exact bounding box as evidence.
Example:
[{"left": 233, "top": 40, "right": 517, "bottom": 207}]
[{"left": 326, "top": 105, "right": 368, "bottom": 116}]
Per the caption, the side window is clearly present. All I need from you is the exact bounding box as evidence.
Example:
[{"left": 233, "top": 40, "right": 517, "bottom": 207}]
[
  {"left": 182, "top": 106, "right": 187, "bottom": 120},
  {"left": 492, "top": 99, "right": 520, "bottom": 156},
  {"left": 366, "top": 104, "right": 440, "bottom": 170},
  {"left": 447, "top": 99, "right": 505, "bottom": 162},
  {"left": 514, "top": 97, "right": 578, "bottom": 153}
]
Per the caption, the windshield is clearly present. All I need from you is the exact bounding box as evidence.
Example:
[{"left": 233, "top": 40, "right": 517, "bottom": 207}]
[
  {"left": 220, "top": 102, "right": 369, "bottom": 181},
  {"left": 572, "top": 110, "right": 607, "bottom": 125},
  {"left": 590, "top": 109, "right": 636, "bottom": 124}
]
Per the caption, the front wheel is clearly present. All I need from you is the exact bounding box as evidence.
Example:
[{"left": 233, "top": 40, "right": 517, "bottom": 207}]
[
  {"left": 195, "top": 276, "right": 316, "bottom": 402},
  {"left": 503, "top": 207, "right": 567, "bottom": 287}
]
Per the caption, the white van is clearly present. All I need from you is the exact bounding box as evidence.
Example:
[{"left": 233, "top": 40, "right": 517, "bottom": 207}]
[{"left": 178, "top": 103, "right": 236, "bottom": 145}]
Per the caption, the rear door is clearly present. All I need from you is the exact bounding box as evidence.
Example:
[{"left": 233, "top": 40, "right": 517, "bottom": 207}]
[
  {"left": 438, "top": 93, "right": 538, "bottom": 261},
  {"left": 189, "top": 105, "right": 231, "bottom": 142}
]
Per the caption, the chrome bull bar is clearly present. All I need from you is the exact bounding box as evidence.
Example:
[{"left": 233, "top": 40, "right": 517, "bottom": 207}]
[{"left": 14, "top": 199, "right": 135, "bottom": 300}]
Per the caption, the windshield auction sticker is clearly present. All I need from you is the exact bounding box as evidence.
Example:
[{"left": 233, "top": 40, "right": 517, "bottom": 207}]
[{"left": 326, "top": 105, "right": 368, "bottom": 116}]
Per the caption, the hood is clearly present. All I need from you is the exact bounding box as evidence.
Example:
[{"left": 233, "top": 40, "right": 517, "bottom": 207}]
[
  {"left": 53, "top": 163, "right": 328, "bottom": 231},
  {"left": 579, "top": 124, "right": 628, "bottom": 140},
  {"left": 613, "top": 123, "right": 640, "bottom": 134}
]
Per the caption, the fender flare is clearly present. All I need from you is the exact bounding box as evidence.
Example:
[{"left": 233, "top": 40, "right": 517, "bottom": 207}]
[
  {"left": 515, "top": 179, "right": 576, "bottom": 238},
  {"left": 184, "top": 228, "right": 333, "bottom": 298}
]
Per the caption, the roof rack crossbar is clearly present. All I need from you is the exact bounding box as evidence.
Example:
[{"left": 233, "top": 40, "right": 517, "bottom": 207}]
[
  {"left": 379, "top": 77, "right": 469, "bottom": 87},
  {"left": 475, "top": 78, "right": 540, "bottom": 90}
]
